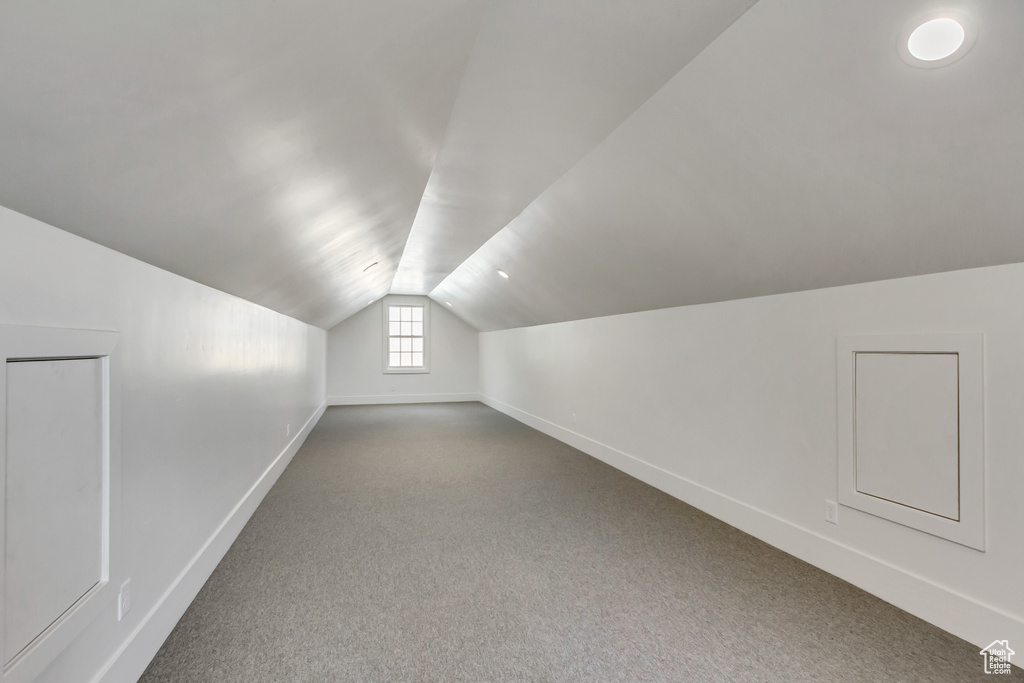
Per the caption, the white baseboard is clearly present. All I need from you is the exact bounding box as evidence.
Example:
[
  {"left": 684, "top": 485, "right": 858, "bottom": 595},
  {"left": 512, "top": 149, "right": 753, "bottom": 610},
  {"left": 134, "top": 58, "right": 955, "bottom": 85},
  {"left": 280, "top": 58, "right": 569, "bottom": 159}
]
[
  {"left": 93, "top": 400, "right": 328, "bottom": 683},
  {"left": 479, "top": 394, "right": 1024, "bottom": 652},
  {"left": 328, "top": 392, "right": 480, "bottom": 406}
]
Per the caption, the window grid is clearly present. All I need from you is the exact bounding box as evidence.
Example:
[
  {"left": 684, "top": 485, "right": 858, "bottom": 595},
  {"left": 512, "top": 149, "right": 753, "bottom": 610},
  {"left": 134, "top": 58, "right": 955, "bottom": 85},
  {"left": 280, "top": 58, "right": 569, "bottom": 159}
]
[{"left": 387, "top": 305, "right": 424, "bottom": 368}]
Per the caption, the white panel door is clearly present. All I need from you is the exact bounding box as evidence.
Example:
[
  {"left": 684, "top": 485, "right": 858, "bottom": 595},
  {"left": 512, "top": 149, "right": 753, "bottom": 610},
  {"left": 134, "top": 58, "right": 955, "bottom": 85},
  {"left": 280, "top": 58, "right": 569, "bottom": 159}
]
[{"left": 4, "top": 358, "right": 104, "bottom": 663}]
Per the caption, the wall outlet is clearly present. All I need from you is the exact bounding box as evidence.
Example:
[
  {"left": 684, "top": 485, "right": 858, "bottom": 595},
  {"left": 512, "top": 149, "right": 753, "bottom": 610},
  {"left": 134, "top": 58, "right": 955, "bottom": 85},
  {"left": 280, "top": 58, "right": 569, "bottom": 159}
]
[
  {"left": 286, "top": 423, "right": 291, "bottom": 438},
  {"left": 571, "top": 412, "right": 576, "bottom": 424},
  {"left": 118, "top": 579, "right": 131, "bottom": 621},
  {"left": 824, "top": 500, "right": 839, "bottom": 525}
]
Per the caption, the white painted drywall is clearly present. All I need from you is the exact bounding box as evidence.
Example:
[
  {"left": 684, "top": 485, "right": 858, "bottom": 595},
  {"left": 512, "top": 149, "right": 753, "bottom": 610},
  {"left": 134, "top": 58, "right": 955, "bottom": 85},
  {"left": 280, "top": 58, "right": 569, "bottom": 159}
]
[
  {"left": 0, "top": 205, "right": 326, "bottom": 683},
  {"left": 326, "top": 296, "right": 478, "bottom": 404},
  {"left": 479, "top": 263, "right": 1024, "bottom": 651}
]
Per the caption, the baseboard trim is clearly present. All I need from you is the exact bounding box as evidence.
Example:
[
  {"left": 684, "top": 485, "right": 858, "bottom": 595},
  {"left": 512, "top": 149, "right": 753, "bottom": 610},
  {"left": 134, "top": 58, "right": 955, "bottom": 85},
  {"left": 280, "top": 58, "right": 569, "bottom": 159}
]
[
  {"left": 480, "top": 394, "right": 1023, "bottom": 652},
  {"left": 93, "top": 400, "right": 328, "bottom": 683},
  {"left": 328, "top": 392, "right": 480, "bottom": 406}
]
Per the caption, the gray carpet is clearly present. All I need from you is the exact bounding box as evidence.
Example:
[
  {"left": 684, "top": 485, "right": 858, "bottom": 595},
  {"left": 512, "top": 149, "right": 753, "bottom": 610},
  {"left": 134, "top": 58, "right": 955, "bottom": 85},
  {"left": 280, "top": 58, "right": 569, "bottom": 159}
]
[{"left": 140, "top": 403, "right": 1020, "bottom": 682}]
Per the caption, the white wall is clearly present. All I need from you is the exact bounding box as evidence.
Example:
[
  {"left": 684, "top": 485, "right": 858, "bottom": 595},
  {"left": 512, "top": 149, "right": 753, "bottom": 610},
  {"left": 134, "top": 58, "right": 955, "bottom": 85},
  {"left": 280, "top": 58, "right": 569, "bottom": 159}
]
[
  {"left": 327, "top": 295, "right": 478, "bottom": 404},
  {"left": 479, "top": 263, "right": 1024, "bottom": 651},
  {"left": 0, "top": 205, "right": 326, "bottom": 683}
]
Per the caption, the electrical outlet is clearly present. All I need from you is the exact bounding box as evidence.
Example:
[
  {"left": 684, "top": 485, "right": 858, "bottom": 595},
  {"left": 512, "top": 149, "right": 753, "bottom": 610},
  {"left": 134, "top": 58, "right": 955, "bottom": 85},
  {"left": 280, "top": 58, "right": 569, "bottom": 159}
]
[
  {"left": 824, "top": 500, "right": 839, "bottom": 525},
  {"left": 286, "top": 424, "right": 291, "bottom": 438},
  {"left": 571, "top": 413, "right": 576, "bottom": 424},
  {"left": 118, "top": 579, "right": 131, "bottom": 621}
]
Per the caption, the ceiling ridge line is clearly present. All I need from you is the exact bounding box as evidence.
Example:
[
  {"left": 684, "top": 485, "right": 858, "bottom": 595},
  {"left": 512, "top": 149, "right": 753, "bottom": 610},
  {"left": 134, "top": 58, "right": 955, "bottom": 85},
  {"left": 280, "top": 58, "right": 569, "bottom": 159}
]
[{"left": 428, "top": 0, "right": 761, "bottom": 303}]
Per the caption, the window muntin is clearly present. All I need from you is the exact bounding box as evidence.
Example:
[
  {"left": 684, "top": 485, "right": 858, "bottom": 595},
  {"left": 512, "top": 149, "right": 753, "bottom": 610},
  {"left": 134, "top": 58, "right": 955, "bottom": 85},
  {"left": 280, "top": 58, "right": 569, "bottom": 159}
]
[{"left": 387, "top": 305, "right": 424, "bottom": 368}]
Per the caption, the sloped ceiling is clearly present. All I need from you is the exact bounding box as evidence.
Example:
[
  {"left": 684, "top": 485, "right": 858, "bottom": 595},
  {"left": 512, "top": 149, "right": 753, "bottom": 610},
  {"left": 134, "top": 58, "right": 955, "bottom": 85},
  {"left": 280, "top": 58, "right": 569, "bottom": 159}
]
[{"left": 2, "top": 1, "right": 1023, "bottom": 332}]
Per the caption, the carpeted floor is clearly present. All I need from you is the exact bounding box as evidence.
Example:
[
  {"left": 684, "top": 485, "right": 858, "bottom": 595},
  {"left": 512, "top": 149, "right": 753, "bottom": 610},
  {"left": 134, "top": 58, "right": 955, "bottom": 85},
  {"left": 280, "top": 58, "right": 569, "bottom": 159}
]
[{"left": 140, "top": 403, "right": 1020, "bottom": 682}]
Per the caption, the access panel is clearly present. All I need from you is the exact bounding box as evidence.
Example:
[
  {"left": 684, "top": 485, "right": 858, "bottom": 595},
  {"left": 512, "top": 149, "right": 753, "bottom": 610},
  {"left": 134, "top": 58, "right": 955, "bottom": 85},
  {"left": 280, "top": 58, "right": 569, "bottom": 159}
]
[
  {"left": 836, "top": 333, "right": 984, "bottom": 550},
  {"left": 4, "top": 358, "right": 104, "bottom": 663}
]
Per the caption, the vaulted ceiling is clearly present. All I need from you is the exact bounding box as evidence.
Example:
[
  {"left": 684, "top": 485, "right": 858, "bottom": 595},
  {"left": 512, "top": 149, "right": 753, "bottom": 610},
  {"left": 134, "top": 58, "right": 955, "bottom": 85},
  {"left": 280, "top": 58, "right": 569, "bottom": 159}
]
[{"left": 2, "top": 1, "right": 1023, "bottom": 331}]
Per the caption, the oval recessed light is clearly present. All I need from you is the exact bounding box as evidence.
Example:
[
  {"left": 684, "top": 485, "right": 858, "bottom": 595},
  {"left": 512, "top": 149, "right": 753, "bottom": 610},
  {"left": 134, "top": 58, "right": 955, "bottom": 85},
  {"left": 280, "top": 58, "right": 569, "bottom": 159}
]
[
  {"left": 909, "top": 18, "right": 964, "bottom": 61},
  {"left": 363, "top": 261, "right": 379, "bottom": 272},
  {"left": 899, "top": 12, "right": 975, "bottom": 69},
  {"left": 497, "top": 269, "right": 510, "bottom": 279}
]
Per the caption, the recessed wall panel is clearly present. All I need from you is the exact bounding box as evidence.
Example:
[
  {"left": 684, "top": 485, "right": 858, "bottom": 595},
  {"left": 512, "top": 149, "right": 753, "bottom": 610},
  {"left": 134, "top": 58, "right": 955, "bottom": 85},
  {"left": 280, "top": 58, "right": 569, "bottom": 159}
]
[
  {"left": 4, "top": 358, "right": 104, "bottom": 662},
  {"left": 836, "top": 332, "right": 984, "bottom": 550},
  {"left": 854, "top": 352, "right": 960, "bottom": 520}
]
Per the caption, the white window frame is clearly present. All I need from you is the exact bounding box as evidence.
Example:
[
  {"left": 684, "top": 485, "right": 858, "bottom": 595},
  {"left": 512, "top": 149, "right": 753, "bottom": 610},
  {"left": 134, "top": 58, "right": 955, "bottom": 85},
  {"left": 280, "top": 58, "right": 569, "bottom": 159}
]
[{"left": 382, "top": 296, "right": 430, "bottom": 374}]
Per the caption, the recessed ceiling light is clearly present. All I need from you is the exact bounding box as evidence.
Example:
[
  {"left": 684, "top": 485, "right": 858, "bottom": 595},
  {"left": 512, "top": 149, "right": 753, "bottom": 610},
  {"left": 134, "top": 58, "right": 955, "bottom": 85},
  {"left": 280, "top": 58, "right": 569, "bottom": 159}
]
[
  {"left": 363, "top": 261, "right": 379, "bottom": 272},
  {"left": 497, "top": 269, "right": 510, "bottom": 279},
  {"left": 445, "top": 301, "right": 452, "bottom": 307},
  {"left": 367, "top": 300, "right": 374, "bottom": 305},
  {"left": 909, "top": 18, "right": 964, "bottom": 61},
  {"left": 899, "top": 13, "right": 975, "bottom": 68}
]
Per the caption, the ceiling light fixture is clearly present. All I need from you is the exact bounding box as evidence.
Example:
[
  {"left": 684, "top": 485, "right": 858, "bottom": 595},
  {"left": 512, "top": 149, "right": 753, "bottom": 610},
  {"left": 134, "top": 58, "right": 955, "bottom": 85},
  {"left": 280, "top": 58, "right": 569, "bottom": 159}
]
[
  {"left": 363, "top": 261, "right": 379, "bottom": 272},
  {"left": 899, "top": 13, "right": 975, "bottom": 68},
  {"left": 909, "top": 18, "right": 963, "bottom": 60},
  {"left": 445, "top": 301, "right": 452, "bottom": 307},
  {"left": 497, "top": 269, "right": 510, "bottom": 279}
]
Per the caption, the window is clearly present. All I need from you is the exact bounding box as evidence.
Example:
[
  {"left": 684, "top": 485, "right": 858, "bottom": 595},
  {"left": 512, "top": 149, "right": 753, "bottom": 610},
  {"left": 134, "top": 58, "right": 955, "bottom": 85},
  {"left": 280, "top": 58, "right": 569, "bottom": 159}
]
[
  {"left": 383, "top": 298, "right": 429, "bottom": 374},
  {"left": 388, "top": 305, "right": 423, "bottom": 368}
]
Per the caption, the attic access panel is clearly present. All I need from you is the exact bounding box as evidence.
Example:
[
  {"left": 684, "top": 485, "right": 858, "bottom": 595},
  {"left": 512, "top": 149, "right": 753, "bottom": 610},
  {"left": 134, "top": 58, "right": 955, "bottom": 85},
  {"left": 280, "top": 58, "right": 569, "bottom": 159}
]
[
  {"left": 836, "top": 333, "right": 984, "bottom": 550},
  {"left": 5, "top": 358, "right": 104, "bottom": 662},
  {"left": 0, "top": 325, "right": 121, "bottom": 683}
]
